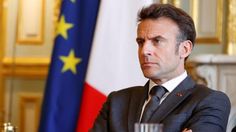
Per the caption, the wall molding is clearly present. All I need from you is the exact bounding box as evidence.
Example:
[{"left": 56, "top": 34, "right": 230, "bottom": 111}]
[
  {"left": 16, "top": 0, "right": 45, "bottom": 44},
  {"left": 227, "top": 0, "right": 236, "bottom": 54},
  {"left": 19, "top": 94, "right": 42, "bottom": 132},
  {"left": 2, "top": 57, "right": 49, "bottom": 79}
]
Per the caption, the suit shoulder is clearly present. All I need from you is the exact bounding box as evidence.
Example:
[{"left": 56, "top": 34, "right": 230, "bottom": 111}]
[
  {"left": 194, "top": 84, "right": 228, "bottom": 95},
  {"left": 108, "top": 86, "right": 144, "bottom": 98},
  {"left": 193, "top": 84, "right": 230, "bottom": 103}
]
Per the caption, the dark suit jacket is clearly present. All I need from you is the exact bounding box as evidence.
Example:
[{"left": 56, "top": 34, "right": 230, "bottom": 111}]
[{"left": 90, "top": 76, "right": 231, "bottom": 132}]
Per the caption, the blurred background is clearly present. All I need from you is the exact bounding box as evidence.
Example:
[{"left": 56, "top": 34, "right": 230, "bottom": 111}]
[{"left": 0, "top": 0, "right": 236, "bottom": 131}]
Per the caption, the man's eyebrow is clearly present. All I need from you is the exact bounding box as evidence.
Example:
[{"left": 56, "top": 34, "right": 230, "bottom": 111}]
[
  {"left": 136, "top": 37, "right": 144, "bottom": 42},
  {"left": 151, "top": 35, "right": 166, "bottom": 40},
  {"left": 136, "top": 35, "right": 167, "bottom": 42},
  {"left": 149, "top": 35, "right": 167, "bottom": 42}
]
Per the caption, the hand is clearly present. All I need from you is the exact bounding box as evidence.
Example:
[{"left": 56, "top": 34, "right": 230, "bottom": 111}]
[{"left": 182, "top": 128, "right": 192, "bottom": 132}]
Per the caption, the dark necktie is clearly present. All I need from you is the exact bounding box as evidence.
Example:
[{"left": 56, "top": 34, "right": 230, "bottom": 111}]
[{"left": 141, "top": 85, "right": 167, "bottom": 122}]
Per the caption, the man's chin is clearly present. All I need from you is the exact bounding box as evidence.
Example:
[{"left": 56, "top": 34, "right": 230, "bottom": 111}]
[{"left": 143, "top": 73, "right": 157, "bottom": 79}]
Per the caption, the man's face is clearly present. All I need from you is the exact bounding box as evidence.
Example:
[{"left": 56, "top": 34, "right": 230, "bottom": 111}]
[{"left": 136, "top": 17, "right": 186, "bottom": 83}]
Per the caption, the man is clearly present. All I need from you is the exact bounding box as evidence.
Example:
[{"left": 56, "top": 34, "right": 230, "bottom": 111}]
[{"left": 90, "top": 3, "right": 231, "bottom": 132}]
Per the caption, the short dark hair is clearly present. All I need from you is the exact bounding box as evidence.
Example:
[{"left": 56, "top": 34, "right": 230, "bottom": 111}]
[{"left": 138, "top": 3, "right": 196, "bottom": 46}]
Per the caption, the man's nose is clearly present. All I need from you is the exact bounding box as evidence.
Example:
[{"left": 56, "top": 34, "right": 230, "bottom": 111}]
[{"left": 141, "top": 42, "right": 153, "bottom": 56}]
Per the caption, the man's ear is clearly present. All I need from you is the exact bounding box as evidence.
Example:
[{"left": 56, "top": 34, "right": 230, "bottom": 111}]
[{"left": 179, "top": 40, "right": 193, "bottom": 59}]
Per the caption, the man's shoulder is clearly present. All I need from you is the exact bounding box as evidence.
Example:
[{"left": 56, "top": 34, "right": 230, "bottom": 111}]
[
  {"left": 193, "top": 84, "right": 225, "bottom": 94},
  {"left": 110, "top": 86, "right": 144, "bottom": 95},
  {"left": 107, "top": 86, "right": 145, "bottom": 100},
  {"left": 192, "top": 84, "right": 213, "bottom": 93},
  {"left": 192, "top": 84, "right": 230, "bottom": 102}
]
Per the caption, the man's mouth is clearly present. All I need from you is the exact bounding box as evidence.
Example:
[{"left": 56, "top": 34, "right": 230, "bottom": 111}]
[{"left": 142, "top": 62, "right": 156, "bottom": 67}]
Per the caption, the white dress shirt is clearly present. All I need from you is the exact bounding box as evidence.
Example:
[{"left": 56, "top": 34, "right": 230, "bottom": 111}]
[{"left": 139, "top": 71, "right": 188, "bottom": 122}]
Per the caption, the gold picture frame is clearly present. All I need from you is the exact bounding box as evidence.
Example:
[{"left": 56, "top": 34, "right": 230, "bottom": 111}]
[
  {"left": 16, "top": 0, "right": 45, "bottom": 44},
  {"left": 19, "top": 94, "right": 42, "bottom": 132},
  {"left": 160, "top": 0, "right": 169, "bottom": 4},
  {"left": 53, "top": 0, "right": 62, "bottom": 36},
  {"left": 173, "top": 0, "right": 224, "bottom": 44},
  {"left": 226, "top": 0, "right": 236, "bottom": 55}
]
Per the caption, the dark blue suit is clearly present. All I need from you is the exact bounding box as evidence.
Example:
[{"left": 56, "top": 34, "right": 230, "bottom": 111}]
[{"left": 91, "top": 76, "right": 231, "bottom": 132}]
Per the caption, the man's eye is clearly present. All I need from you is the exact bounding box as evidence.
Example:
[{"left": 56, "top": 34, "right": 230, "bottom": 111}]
[
  {"left": 136, "top": 39, "right": 144, "bottom": 46},
  {"left": 154, "top": 38, "right": 161, "bottom": 44}
]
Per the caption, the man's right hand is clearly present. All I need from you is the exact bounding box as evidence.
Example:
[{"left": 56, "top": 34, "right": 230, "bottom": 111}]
[{"left": 182, "top": 128, "right": 192, "bottom": 132}]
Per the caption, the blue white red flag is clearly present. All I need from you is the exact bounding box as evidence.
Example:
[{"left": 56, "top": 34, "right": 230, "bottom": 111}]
[{"left": 39, "top": 0, "right": 100, "bottom": 131}]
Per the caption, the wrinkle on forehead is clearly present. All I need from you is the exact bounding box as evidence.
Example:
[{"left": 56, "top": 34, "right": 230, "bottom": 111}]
[{"left": 137, "top": 17, "right": 180, "bottom": 40}]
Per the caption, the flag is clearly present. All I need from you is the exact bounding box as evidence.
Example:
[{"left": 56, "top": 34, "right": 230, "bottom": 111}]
[
  {"left": 39, "top": 0, "right": 100, "bottom": 131},
  {"left": 76, "top": 0, "right": 152, "bottom": 131}
]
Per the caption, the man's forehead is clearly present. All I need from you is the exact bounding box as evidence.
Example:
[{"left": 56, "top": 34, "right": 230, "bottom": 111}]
[{"left": 137, "top": 18, "right": 180, "bottom": 37}]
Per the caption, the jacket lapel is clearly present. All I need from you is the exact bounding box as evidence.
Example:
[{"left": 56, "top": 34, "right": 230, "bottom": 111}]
[
  {"left": 149, "top": 76, "right": 196, "bottom": 122},
  {"left": 128, "top": 82, "right": 149, "bottom": 131}
]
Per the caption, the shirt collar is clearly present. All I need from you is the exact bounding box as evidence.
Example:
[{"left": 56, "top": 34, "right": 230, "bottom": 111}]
[{"left": 149, "top": 71, "right": 188, "bottom": 93}]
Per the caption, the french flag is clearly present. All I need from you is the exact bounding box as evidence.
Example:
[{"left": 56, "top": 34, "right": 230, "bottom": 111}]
[
  {"left": 39, "top": 0, "right": 152, "bottom": 132},
  {"left": 77, "top": 0, "right": 152, "bottom": 131}
]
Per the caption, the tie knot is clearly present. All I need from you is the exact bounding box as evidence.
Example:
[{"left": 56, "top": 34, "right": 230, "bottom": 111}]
[{"left": 150, "top": 85, "right": 167, "bottom": 99}]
